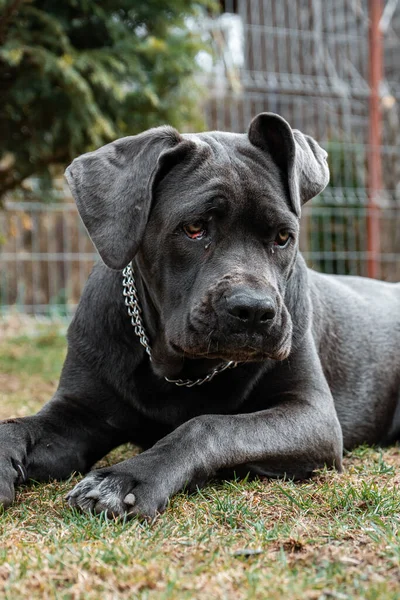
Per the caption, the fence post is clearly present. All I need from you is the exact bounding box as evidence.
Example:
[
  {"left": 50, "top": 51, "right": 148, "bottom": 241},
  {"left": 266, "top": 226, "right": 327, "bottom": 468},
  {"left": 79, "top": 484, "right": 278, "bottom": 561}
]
[{"left": 367, "top": 0, "right": 383, "bottom": 279}]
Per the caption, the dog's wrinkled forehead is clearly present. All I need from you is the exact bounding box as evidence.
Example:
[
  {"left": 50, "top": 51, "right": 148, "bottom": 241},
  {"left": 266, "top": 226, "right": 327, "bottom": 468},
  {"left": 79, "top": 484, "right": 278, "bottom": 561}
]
[
  {"left": 158, "top": 130, "right": 291, "bottom": 220},
  {"left": 187, "top": 131, "right": 290, "bottom": 184},
  {"left": 183, "top": 130, "right": 281, "bottom": 172}
]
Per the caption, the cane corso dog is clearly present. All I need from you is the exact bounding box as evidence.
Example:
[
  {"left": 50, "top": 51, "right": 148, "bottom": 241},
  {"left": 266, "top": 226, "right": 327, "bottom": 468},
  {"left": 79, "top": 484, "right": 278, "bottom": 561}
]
[{"left": 1, "top": 113, "right": 399, "bottom": 519}]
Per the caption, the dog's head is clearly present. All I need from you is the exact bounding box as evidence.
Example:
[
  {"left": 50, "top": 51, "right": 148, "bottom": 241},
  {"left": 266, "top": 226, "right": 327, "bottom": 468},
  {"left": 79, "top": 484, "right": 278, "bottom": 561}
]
[{"left": 66, "top": 113, "right": 329, "bottom": 377}]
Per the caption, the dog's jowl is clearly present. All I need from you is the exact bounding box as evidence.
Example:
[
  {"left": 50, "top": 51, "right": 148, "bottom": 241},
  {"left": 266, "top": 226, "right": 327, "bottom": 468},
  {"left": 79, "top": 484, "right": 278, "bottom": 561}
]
[{"left": 1, "top": 113, "right": 399, "bottom": 518}]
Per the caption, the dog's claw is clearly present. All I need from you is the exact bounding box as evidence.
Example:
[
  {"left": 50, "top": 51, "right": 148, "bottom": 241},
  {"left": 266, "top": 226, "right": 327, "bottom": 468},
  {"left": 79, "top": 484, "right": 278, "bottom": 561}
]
[
  {"left": 17, "top": 463, "right": 27, "bottom": 484},
  {"left": 65, "top": 492, "right": 74, "bottom": 504},
  {"left": 85, "top": 489, "right": 100, "bottom": 500},
  {"left": 124, "top": 493, "right": 136, "bottom": 506},
  {"left": 11, "top": 460, "right": 27, "bottom": 485}
]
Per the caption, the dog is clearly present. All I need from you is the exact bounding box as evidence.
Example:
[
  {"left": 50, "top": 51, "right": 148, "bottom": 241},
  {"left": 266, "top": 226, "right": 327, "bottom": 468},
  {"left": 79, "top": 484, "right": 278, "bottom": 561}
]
[{"left": 1, "top": 113, "right": 399, "bottom": 519}]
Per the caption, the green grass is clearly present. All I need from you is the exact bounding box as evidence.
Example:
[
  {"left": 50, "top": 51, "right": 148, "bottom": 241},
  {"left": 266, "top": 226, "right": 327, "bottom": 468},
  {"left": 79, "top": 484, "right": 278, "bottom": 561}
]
[{"left": 1, "top": 329, "right": 400, "bottom": 599}]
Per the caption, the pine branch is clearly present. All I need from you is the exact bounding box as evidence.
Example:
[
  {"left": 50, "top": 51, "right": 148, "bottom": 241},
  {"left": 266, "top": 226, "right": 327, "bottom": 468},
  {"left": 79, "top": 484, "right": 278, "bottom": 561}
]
[
  {"left": 0, "top": 149, "right": 68, "bottom": 207},
  {"left": 0, "top": 0, "right": 25, "bottom": 45}
]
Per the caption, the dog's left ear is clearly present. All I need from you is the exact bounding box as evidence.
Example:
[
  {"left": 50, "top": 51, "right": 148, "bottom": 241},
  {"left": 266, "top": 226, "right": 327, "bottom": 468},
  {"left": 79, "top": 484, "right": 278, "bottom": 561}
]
[
  {"left": 65, "top": 126, "right": 186, "bottom": 270},
  {"left": 248, "top": 113, "right": 329, "bottom": 216}
]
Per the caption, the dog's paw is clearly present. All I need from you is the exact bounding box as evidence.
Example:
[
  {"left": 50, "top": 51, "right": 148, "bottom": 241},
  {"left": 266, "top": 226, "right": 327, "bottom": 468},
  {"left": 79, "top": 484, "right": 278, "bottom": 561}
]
[
  {"left": 0, "top": 457, "right": 27, "bottom": 509},
  {"left": 66, "top": 469, "right": 168, "bottom": 520}
]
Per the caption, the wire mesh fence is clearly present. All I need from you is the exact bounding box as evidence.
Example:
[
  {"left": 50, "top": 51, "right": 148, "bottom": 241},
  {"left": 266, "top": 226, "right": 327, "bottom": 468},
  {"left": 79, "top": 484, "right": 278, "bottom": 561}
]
[
  {"left": 203, "top": 0, "right": 400, "bottom": 273},
  {"left": 1, "top": 195, "right": 398, "bottom": 318},
  {"left": 0, "top": 200, "right": 95, "bottom": 317},
  {"left": 1, "top": 0, "right": 399, "bottom": 317}
]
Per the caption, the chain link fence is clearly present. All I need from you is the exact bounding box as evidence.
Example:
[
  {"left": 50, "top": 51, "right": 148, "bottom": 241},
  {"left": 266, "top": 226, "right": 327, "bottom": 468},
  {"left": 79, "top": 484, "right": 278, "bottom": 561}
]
[{"left": 1, "top": 0, "right": 399, "bottom": 317}]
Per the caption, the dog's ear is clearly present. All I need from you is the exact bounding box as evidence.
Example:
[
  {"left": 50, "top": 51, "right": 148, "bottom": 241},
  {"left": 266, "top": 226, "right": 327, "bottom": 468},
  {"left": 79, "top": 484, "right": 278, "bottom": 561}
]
[
  {"left": 248, "top": 113, "right": 329, "bottom": 216},
  {"left": 65, "top": 126, "right": 184, "bottom": 270}
]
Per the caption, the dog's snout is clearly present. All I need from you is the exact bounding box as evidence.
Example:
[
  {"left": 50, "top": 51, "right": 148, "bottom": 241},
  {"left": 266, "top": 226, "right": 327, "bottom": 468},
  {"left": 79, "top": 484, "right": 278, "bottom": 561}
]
[{"left": 226, "top": 290, "right": 276, "bottom": 327}]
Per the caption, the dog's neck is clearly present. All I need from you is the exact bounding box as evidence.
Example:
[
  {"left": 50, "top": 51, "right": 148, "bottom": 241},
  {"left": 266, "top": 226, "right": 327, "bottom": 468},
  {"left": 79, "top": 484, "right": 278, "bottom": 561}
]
[{"left": 131, "top": 262, "right": 160, "bottom": 343}]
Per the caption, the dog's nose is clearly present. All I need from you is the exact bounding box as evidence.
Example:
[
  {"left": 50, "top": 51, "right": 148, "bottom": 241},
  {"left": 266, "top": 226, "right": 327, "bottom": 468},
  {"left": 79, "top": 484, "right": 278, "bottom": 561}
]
[{"left": 226, "top": 290, "right": 276, "bottom": 326}]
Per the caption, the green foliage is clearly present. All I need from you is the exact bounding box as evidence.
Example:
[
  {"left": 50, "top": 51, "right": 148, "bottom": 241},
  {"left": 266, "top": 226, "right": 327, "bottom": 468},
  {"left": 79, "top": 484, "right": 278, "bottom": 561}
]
[
  {"left": 0, "top": 0, "right": 214, "bottom": 202},
  {"left": 307, "top": 140, "right": 367, "bottom": 276}
]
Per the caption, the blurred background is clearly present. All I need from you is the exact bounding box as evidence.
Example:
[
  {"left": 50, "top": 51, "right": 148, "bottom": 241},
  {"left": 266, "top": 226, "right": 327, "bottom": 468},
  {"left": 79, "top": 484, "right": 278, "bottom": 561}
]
[{"left": 0, "top": 0, "right": 399, "bottom": 320}]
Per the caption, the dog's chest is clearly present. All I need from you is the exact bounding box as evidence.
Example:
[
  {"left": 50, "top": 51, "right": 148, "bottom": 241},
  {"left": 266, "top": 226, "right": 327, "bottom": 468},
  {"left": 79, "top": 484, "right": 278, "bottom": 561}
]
[{"left": 130, "top": 359, "right": 266, "bottom": 426}]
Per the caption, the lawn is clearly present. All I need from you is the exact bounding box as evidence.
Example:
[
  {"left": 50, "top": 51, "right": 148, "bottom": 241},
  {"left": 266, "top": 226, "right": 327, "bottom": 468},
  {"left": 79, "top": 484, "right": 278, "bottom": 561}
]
[{"left": 1, "top": 326, "right": 400, "bottom": 599}]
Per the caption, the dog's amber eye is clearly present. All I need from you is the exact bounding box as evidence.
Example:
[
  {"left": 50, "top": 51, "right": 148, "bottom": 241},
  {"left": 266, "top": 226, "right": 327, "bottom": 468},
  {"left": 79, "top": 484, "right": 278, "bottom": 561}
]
[
  {"left": 275, "top": 230, "right": 291, "bottom": 247},
  {"left": 183, "top": 222, "right": 207, "bottom": 240}
]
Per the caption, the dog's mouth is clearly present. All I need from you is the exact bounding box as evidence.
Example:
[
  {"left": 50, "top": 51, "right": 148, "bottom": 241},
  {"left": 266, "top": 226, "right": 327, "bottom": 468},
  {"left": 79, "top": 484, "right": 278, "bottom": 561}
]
[
  {"left": 157, "top": 309, "right": 293, "bottom": 378},
  {"left": 151, "top": 332, "right": 292, "bottom": 380},
  {"left": 169, "top": 341, "right": 283, "bottom": 363}
]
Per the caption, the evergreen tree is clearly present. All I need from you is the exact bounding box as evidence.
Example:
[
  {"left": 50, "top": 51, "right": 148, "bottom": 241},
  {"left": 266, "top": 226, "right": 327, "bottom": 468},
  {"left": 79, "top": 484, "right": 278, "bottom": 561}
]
[{"left": 0, "top": 0, "right": 213, "bottom": 203}]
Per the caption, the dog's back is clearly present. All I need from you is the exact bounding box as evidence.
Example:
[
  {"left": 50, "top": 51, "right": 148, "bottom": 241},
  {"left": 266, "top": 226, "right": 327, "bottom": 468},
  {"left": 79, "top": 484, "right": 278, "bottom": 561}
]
[{"left": 309, "top": 270, "right": 400, "bottom": 447}]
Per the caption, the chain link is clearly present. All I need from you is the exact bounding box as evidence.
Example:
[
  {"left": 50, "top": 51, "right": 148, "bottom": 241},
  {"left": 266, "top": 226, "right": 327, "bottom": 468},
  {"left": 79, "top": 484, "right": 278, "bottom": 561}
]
[
  {"left": 122, "top": 264, "right": 152, "bottom": 358},
  {"left": 122, "top": 263, "right": 238, "bottom": 387}
]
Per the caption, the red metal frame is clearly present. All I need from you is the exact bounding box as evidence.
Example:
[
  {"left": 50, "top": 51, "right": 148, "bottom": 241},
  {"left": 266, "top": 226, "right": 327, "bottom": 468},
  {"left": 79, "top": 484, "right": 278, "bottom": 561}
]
[{"left": 367, "top": 0, "right": 383, "bottom": 279}]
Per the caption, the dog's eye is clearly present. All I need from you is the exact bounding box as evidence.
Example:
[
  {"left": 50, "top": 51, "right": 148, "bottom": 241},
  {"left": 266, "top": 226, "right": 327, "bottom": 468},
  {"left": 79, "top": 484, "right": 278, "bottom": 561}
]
[
  {"left": 183, "top": 222, "right": 207, "bottom": 240},
  {"left": 275, "top": 230, "right": 291, "bottom": 247}
]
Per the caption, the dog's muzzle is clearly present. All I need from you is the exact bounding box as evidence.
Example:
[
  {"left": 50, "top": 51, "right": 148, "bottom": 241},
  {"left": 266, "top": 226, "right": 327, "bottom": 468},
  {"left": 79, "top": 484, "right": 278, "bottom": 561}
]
[{"left": 180, "top": 283, "right": 288, "bottom": 362}]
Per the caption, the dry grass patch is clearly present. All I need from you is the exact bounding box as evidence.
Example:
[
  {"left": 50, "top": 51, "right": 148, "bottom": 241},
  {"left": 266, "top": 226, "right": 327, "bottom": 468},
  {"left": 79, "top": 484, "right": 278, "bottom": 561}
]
[{"left": 1, "top": 328, "right": 400, "bottom": 599}]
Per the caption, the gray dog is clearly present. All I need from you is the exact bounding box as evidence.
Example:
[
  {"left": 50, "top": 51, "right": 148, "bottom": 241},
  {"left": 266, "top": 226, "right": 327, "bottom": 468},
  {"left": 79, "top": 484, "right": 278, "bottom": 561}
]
[{"left": 1, "top": 113, "right": 399, "bottom": 519}]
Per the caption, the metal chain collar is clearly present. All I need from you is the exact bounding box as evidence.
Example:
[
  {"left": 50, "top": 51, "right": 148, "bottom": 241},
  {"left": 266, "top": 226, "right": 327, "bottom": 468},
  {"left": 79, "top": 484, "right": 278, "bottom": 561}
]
[{"left": 122, "top": 263, "right": 238, "bottom": 387}]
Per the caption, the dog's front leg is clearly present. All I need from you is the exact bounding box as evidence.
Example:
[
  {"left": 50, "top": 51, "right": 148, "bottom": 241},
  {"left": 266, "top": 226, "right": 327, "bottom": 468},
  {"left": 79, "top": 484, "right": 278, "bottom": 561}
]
[
  {"left": 67, "top": 381, "right": 343, "bottom": 520},
  {"left": 0, "top": 392, "right": 133, "bottom": 509},
  {"left": 0, "top": 350, "right": 144, "bottom": 509}
]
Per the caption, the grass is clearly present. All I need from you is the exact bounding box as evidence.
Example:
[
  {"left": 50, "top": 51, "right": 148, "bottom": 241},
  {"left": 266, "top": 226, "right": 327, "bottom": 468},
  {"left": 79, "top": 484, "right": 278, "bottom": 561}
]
[{"left": 1, "top": 328, "right": 400, "bottom": 599}]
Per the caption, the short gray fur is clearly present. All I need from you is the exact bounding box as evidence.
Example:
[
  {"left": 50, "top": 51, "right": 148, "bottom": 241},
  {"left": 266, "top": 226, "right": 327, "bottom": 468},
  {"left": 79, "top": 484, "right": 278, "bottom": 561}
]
[{"left": 0, "top": 113, "right": 399, "bottom": 519}]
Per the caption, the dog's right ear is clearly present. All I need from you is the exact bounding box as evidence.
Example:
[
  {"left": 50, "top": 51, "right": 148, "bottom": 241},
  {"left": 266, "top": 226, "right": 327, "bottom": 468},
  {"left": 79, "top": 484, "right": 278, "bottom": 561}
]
[
  {"left": 65, "top": 127, "right": 185, "bottom": 270},
  {"left": 248, "top": 113, "right": 329, "bottom": 217}
]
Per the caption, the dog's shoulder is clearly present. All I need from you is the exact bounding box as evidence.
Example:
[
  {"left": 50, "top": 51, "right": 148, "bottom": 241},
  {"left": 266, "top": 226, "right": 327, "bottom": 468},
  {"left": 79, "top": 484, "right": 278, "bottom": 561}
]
[
  {"left": 70, "top": 262, "right": 123, "bottom": 329},
  {"left": 308, "top": 270, "right": 400, "bottom": 368},
  {"left": 309, "top": 270, "right": 400, "bottom": 313},
  {"left": 66, "top": 262, "right": 139, "bottom": 372}
]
